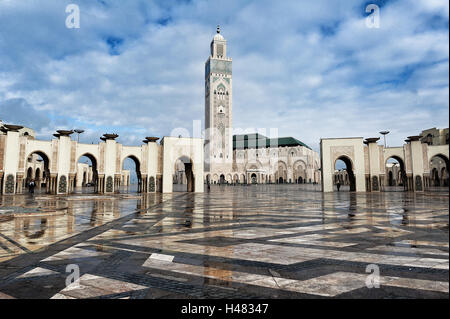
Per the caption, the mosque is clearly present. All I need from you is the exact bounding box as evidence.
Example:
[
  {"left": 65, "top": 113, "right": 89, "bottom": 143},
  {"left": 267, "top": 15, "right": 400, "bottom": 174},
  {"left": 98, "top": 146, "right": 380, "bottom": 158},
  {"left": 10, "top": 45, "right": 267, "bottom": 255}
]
[{"left": 203, "top": 26, "right": 321, "bottom": 185}]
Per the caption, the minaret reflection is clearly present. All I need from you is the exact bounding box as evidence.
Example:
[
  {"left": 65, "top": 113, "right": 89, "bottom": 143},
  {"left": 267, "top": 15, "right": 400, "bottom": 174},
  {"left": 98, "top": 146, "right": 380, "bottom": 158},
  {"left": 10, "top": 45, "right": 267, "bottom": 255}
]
[{"left": 201, "top": 192, "right": 234, "bottom": 288}]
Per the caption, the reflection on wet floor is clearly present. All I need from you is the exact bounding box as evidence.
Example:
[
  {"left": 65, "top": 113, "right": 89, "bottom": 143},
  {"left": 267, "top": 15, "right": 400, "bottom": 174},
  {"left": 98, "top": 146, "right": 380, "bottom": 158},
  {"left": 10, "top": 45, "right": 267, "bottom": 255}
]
[
  {"left": 0, "top": 192, "right": 170, "bottom": 263},
  {"left": 0, "top": 184, "right": 448, "bottom": 299}
]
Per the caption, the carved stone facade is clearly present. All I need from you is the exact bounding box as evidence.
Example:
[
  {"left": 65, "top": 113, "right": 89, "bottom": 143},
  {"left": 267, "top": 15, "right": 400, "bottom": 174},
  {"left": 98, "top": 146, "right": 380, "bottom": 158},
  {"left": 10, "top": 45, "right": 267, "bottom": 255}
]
[
  {"left": 0, "top": 127, "right": 204, "bottom": 194},
  {"left": 321, "top": 135, "right": 449, "bottom": 192}
]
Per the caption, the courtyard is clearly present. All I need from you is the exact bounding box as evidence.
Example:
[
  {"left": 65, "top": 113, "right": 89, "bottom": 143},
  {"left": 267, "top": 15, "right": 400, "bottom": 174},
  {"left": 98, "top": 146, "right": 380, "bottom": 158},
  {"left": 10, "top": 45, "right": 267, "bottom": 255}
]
[{"left": 0, "top": 185, "right": 448, "bottom": 299}]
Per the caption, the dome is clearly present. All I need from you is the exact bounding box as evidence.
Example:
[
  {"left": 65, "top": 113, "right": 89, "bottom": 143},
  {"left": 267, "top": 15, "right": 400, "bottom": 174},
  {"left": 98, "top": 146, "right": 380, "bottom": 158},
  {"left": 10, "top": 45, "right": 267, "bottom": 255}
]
[{"left": 213, "top": 25, "right": 224, "bottom": 40}]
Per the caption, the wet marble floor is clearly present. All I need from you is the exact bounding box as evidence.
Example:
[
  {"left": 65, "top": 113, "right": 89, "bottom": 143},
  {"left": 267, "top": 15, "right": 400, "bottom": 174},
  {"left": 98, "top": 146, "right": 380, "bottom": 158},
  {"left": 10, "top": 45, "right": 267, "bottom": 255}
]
[{"left": 0, "top": 185, "right": 448, "bottom": 299}]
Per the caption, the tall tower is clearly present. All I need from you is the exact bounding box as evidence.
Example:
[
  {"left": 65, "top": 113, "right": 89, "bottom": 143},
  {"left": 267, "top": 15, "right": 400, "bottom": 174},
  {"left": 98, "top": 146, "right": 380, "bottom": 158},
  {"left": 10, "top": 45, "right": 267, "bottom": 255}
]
[{"left": 205, "top": 26, "right": 233, "bottom": 175}]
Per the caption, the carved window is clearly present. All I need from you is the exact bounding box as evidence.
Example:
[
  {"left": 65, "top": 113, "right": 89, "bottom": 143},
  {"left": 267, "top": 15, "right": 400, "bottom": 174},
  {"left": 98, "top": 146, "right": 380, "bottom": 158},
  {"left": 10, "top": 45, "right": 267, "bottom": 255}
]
[
  {"left": 217, "top": 87, "right": 225, "bottom": 100},
  {"left": 218, "top": 105, "right": 225, "bottom": 116},
  {"left": 217, "top": 44, "right": 224, "bottom": 57}
]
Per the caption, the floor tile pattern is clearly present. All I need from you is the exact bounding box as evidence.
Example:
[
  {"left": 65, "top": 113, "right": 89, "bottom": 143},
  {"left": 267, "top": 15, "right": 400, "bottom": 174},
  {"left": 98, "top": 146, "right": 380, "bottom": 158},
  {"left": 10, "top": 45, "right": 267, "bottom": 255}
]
[{"left": 0, "top": 185, "right": 448, "bottom": 298}]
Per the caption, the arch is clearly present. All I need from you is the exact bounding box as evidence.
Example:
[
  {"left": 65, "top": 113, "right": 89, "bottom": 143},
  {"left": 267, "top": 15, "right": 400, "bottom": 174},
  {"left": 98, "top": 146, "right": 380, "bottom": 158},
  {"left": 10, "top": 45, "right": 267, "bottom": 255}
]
[
  {"left": 293, "top": 159, "right": 307, "bottom": 184},
  {"left": 251, "top": 173, "right": 257, "bottom": 184},
  {"left": 219, "top": 174, "right": 226, "bottom": 184},
  {"left": 275, "top": 160, "right": 288, "bottom": 183},
  {"left": 427, "top": 146, "right": 449, "bottom": 163},
  {"left": 26, "top": 151, "right": 51, "bottom": 193},
  {"left": 334, "top": 155, "right": 356, "bottom": 191},
  {"left": 233, "top": 174, "right": 239, "bottom": 183},
  {"left": 385, "top": 155, "right": 407, "bottom": 190},
  {"left": 77, "top": 153, "right": 99, "bottom": 193},
  {"left": 293, "top": 159, "right": 307, "bottom": 170},
  {"left": 273, "top": 160, "right": 288, "bottom": 171},
  {"left": 430, "top": 153, "right": 449, "bottom": 166},
  {"left": 385, "top": 155, "right": 405, "bottom": 171},
  {"left": 429, "top": 153, "right": 449, "bottom": 187},
  {"left": 383, "top": 148, "right": 405, "bottom": 166},
  {"left": 122, "top": 155, "right": 141, "bottom": 173},
  {"left": 173, "top": 156, "right": 195, "bottom": 192},
  {"left": 77, "top": 153, "right": 98, "bottom": 167},
  {"left": 122, "top": 155, "right": 142, "bottom": 192},
  {"left": 120, "top": 147, "right": 142, "bottom": 166},
  {"left": 26, "top": 150, "right": 51, "bottom": 166}
]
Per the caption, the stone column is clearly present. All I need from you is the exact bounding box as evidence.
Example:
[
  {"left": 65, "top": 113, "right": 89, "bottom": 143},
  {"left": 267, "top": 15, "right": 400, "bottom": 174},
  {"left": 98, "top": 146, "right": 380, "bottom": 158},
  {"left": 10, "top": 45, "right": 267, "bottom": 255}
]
[
  {"left": 2, "top": 126, "right": 22, "bottom": 195},
  {"left": 103, "top": 135, "right": 118, "bottom": 193},
  {"left": 69, "top": 173, "right": 76, "bottom": 193},
  {"left": 408, "top": 136, "right": 425, "bottom": 192},
  {"left": 16, "top": 173, "right": 24, "bottom": 194},
  {"left": 365, "top": 138, "right": 382, "bottom": 192},
  {"left": 142, "top": 175, "right": 148, "bottom": 193},
  {"left": 98, "top": 175, "right": 105, "bottom": 193}
]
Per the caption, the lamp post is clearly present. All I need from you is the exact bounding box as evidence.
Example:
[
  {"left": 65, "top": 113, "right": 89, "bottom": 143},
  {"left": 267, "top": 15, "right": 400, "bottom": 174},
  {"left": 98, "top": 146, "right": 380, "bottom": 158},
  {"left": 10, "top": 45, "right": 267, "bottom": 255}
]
[
  {"left": 74, "top": 129, "right": 84, "bottom": 143},
  {"left": 380, "top": 131, "right": 390, "bottom": 148}
]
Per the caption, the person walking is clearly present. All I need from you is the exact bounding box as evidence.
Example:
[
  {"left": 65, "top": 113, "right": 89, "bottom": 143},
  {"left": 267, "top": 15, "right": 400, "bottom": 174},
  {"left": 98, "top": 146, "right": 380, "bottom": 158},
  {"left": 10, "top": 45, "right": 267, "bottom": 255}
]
[
  {"left": 337, "top": 181, "right": 341, "bottom": 192},
  {"left": 29, "top": 180, "right": 36, "bottom": 194}
]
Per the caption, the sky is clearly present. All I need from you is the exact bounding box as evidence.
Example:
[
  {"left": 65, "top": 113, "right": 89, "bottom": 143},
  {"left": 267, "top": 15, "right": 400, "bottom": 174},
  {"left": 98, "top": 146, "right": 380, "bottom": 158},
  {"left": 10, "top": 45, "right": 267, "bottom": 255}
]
[{"left": 0, "top": 0, "right": 448, "bottom": 153}]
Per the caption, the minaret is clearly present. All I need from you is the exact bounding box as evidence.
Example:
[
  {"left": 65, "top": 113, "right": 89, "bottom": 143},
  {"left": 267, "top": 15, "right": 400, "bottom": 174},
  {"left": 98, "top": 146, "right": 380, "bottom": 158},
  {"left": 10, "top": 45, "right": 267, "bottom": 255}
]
[{"left": 205, "top": 26, "right": 233, "bottom": 175}]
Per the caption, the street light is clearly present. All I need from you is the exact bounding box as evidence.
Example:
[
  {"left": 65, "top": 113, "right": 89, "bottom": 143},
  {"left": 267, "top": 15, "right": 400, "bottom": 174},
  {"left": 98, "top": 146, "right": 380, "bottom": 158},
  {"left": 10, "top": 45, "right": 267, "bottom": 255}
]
[
  {"left": 74, "top": 129, "right": 85, "bottom": 143},
  {"left": 380, "top": 131, "right": 390, "bottom": 148}
]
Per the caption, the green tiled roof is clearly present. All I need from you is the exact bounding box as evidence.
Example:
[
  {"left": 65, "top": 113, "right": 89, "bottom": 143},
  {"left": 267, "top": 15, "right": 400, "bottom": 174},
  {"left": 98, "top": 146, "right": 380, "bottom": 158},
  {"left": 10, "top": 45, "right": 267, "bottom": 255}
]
[{"left": 233, "top": 134, "right": 311, "bottom": 150}]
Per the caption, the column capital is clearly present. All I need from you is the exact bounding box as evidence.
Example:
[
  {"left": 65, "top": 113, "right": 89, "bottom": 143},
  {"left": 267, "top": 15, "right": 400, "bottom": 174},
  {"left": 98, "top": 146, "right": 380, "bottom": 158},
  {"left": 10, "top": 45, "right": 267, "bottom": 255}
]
[{"left": 407, "top": 135, "right": 422, "bottom": 142}]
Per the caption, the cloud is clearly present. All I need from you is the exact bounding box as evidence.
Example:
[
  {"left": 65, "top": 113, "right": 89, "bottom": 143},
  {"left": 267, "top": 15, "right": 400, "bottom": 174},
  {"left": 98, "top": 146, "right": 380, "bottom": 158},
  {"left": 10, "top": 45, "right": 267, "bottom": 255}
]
[
  {"left": 0, "top": 98, "right": 50, "bottom": 129},
  {"left": 0, "top": 0, "right": 448, "bottom": 150}
]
